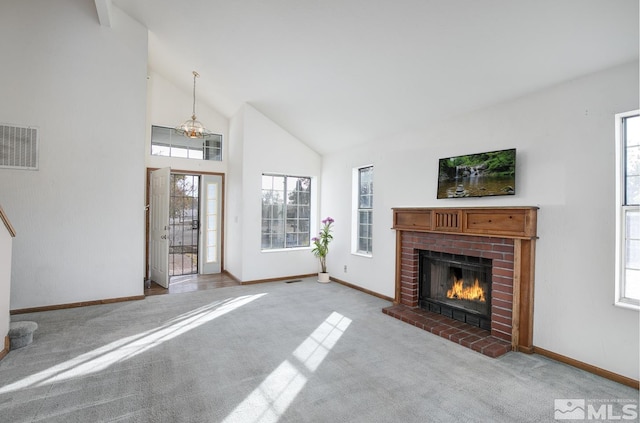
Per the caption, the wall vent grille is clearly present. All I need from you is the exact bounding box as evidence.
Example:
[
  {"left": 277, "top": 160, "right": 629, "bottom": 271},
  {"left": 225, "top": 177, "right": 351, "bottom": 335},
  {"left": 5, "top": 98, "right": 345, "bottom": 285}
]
[
  {"left": 434, "top": 211, "right": 460, "bottom": 232},
  {"left": 0, "top": 124, "right": 38, "bottom": 170}
]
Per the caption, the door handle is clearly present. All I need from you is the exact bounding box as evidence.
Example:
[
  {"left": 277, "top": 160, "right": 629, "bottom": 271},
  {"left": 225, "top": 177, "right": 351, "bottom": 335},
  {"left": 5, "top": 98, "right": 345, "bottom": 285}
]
[{"left": 161, "top": 235, "right": 167, "bottom": 239}]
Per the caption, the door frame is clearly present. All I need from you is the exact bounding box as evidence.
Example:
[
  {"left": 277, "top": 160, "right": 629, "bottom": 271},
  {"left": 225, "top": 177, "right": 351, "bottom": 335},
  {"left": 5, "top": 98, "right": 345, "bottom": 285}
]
[{"left": 145, "top": 168, "right": 226, "bottom": 281}]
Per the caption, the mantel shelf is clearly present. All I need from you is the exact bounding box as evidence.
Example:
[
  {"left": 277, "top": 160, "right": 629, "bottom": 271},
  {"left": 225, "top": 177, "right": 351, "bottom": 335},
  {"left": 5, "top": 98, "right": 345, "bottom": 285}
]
[{"left": 392, "top": 206, "right": 538, "bottom": 240}]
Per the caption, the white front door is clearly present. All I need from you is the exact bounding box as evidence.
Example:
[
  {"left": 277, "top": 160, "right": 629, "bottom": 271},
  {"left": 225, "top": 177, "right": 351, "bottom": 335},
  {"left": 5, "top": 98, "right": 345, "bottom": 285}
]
[
  {"left": 200, "top": 174, "right": 222, "bottom": 274},
  {"left": 150, "top": 167, "right": 170, "bottom": 288}
]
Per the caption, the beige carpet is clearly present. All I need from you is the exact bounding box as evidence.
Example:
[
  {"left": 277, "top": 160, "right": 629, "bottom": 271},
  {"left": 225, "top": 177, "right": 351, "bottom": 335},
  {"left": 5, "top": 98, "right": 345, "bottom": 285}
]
[{"left": 1, "top": 278, "right": 637, "bottom": 422}]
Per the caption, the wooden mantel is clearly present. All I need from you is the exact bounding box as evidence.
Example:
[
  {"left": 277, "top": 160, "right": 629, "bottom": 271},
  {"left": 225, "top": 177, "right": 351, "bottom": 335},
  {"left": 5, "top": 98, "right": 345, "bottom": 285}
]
[
  {"left": 391, "top": 206, "right": 538, "bottom": 353},
  {"left": 392, "top": 206, "right": 537, "bottom": 239}
]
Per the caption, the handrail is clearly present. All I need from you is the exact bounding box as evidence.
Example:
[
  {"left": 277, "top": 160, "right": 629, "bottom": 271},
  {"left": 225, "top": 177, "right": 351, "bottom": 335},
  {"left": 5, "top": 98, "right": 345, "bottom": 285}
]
[{"left": 0, "top": 205, "right": 16, "bottom": 238}]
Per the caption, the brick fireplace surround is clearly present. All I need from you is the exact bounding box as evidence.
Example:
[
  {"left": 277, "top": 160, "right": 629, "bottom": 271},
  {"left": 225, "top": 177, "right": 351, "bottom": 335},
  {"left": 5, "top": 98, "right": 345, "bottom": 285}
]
[{"left": 383, "top": 207, "right": 538, "bottom": 358}]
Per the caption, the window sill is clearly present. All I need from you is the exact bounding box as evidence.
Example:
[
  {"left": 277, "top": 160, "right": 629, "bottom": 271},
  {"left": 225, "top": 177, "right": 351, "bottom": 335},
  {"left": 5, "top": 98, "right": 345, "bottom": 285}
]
[
  {"left": 351, "top": 252, "right": 373, "bottom": 259},
  {"left": 261, "top": 247, "right": 312, "bottom": 254},
  {"left": 614, "top": 299, "right": 640, "bottom": 311}
]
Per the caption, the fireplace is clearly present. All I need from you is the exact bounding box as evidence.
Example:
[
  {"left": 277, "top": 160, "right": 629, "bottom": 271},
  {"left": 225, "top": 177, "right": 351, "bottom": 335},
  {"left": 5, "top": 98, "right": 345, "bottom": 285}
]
[
  {"left": 383, "top": 207, "right": 538, "bottom": 357},
  {"left": 419, "top": 251, "right": 492, "bottom": 330}
]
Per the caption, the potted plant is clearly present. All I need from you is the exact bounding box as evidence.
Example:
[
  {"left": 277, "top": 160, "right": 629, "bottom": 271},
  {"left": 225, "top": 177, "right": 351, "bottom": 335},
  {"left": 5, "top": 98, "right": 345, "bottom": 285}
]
[{"left": 311, "top": 217, "right": 334, "bottom": 283}]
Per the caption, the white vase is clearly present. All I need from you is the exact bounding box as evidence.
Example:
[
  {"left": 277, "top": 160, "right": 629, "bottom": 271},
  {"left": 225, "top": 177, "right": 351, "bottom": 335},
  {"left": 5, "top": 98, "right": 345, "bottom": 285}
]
[{"left": 317, "top": 272, "right": 330, "bottom": 283}]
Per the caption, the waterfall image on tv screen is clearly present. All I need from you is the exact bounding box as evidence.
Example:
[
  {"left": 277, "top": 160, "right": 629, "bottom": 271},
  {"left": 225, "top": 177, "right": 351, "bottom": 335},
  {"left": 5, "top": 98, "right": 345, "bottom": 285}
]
[{"left": 437, "top": 148, "right": 516, "bottom": 199}]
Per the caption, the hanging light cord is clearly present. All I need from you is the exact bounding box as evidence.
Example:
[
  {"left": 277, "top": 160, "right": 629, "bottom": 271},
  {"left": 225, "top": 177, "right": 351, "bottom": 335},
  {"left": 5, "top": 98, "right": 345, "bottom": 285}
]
[
  {"left": 175, "top": 69, "right": 210, "bottom": 138},
  {"left": 191, "top": 70, "right": 199, "bottom": 119}
]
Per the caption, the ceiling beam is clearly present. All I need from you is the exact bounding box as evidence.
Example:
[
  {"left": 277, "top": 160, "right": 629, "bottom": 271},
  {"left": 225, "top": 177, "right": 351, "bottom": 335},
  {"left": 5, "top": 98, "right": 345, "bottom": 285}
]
[{"left": 94, "top": 0, "right": 112, "bottom": 27}]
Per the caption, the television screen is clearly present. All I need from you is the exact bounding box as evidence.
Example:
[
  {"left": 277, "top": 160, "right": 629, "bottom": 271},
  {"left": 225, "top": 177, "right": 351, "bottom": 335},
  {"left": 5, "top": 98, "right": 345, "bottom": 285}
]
[{"left": 437, "top": 148, "right": 516, "bottom": 199}]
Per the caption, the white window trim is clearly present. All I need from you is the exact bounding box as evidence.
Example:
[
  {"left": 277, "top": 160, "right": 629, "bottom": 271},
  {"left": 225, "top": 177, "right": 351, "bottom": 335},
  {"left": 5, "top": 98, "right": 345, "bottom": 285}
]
[
  {"left": 260, "top": 173, "right": 314, "bottom": 251},
  {"left": 261, "top": 246, "right": 312, "bottom": 254},
  {"left": 150, "top": 125, "right": 223, "bottom": 161},
  {"left": 351, "top": 165, "right": 373, "bottom": 257},
  {"left": 614, "top": 110, "right": 639, "bottom": 311}
]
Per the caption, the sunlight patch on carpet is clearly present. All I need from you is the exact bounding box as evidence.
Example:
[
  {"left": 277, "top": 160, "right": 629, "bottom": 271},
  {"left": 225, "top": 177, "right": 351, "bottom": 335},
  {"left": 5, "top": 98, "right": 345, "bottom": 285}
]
[
  {"left": 222, "top": 311, "right": 352, "bottom": 423},
  {"left": 0, "top": 294, "right": 267, "bottom": 394}
]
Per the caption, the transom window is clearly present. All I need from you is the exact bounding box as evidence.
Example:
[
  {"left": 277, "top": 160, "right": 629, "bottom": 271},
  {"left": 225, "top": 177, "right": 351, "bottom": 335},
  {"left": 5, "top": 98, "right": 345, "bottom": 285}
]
[
  {"left": 615, "top": 111, "right": 639, "bottom": 309},
  {"left": 357, "top": 166, "right": 373, "bottom": 255},
  {"left": 151, "top": 125, "right": 222, "bottom": 161},
  {"left": 261, "top": 174, "right": 311, "bottom": 249}
]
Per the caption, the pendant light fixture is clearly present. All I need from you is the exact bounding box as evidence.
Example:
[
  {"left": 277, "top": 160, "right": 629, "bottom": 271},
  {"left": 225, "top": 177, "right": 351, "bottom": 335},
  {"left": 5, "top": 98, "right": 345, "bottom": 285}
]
[{"left": 175, "top": 71, "right": 213, "bottom": 139}]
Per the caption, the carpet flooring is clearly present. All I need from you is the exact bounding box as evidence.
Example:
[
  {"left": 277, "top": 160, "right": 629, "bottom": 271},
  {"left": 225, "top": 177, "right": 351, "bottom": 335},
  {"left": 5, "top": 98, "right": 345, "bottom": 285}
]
[{"left": 0, "top": 278, "right": 637, "bottom": 422}]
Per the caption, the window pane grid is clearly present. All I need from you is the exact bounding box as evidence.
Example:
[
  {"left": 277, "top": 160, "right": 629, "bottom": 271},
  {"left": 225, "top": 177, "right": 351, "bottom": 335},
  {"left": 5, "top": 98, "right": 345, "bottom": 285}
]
[
  {"left": 205, "top": 182, "right": 218, "bottom": 263},
  {"left": 623, "top": 207, "right": 640, "bottom": 301},
  {"left": 624, "top": 116, "right": 640, "bottom": 206},
  {"left": 151, "top": 125, "right": 223, "bottom": 161},
  {"left": 357, "top": 166, "right": 373, "bottom": 255},
  {"left": 262, "top": 174, "right": 311, "bottom": 250},
  {"left": 619, "top": 113, "right": 640, "bottom": 306}
]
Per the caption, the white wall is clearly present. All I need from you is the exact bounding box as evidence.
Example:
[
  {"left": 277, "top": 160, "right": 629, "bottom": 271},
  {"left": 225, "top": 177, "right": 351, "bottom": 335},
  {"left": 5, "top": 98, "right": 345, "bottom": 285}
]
[
  {"left": 0, "top": 0, "right": 148, "bottom": 309},
  {"left": 226, "top": 107, "right": 245, "bottom": 278},
  {"left": 322, "top": 62, "right": 639, "bottom": 380},
  {"left": 0, "top": 218, "right": 13, "bottom": 346},
  {"left": 321, "top": 148, "right": 393, "bottom": 296},
  {"left": 227, "top": 104, "right": 322, "bottom": 281}
]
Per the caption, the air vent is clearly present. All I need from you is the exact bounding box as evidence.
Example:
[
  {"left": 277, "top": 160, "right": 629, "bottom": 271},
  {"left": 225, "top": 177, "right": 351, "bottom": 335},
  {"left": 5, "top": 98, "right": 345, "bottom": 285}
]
[{"left": 0, "top": 124, "right": 38, "bottom": 170}]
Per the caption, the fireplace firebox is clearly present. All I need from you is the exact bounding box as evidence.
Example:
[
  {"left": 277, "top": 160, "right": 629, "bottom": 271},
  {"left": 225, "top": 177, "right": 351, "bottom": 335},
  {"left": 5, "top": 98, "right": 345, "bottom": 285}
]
[{"left": 419, "top": 250, "right": 492, "bottom": 330}]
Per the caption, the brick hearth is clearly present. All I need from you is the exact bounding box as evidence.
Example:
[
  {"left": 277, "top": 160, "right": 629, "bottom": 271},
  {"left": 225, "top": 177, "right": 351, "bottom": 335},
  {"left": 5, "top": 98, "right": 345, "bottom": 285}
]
[
  {"left": 382, "top": 304, "right": 511, "bottom": 358},
  {"left": 386, "top": 207, "right": 538, "bottom": 357}
]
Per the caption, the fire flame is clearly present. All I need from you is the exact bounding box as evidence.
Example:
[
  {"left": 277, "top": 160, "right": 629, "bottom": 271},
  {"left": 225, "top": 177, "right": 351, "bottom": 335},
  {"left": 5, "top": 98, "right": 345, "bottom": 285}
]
[{"left": 446, "top": 277, "right": 486, "bottom": 302}]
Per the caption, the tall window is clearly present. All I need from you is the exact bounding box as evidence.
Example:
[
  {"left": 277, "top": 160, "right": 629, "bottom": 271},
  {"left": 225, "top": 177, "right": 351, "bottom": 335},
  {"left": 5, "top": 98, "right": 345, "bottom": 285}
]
[
  {"left": 151, "top": 125, "right": 223, "bottom": 161},
  {"left": 616, "top": 111, "right": 639, "bottom": 309},
  {"left": 357, "top": 166, "right": 373, "bottom": 255},
  {"left": 261, "top": 174, "right": 311, "bottom": 249}
]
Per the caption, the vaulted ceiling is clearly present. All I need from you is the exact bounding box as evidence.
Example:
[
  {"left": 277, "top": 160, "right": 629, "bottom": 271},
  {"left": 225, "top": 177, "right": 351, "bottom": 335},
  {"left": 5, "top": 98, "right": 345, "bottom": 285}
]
[{"left": 108, "top": 0, "right": 638, "bottom": 154}]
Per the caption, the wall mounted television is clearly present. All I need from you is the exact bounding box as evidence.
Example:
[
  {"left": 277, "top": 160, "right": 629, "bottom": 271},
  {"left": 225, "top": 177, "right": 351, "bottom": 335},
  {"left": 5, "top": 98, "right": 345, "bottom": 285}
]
[{"left": 437, "top": 148, "right": 516, "bottom": 199}]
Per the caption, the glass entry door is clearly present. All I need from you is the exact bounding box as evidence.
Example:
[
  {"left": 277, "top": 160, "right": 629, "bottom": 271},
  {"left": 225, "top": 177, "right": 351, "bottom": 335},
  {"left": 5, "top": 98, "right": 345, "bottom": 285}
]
[{"left": 169, "top": 174, "right": 199, "bottom": 276}]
